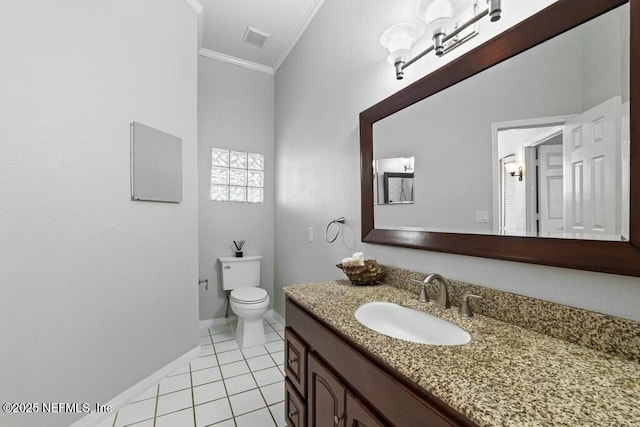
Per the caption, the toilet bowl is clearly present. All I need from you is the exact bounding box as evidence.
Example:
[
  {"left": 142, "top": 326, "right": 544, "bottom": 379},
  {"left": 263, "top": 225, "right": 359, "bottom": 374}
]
[
  {"left": 229, "top": 287, "right": 270, "bottom": 347},
  {"left": 218, "top": 255, "right": 269, "bottom": 348}
]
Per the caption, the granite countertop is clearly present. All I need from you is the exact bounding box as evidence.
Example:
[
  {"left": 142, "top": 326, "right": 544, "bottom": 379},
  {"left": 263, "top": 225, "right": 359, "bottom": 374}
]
[{"left": 284, "top": 280, "right": 640, "bottom": 427}]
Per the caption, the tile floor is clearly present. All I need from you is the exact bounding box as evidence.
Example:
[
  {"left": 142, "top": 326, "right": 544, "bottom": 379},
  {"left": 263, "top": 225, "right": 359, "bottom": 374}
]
[{"left": 98, "top": 317, "right": 286, "bottom": 427}]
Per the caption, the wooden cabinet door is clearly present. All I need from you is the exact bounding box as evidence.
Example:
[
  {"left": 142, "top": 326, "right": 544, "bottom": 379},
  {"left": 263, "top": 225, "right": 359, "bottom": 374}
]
[
  {"left": 286, "top": 378, "right": 307, "bottom": 427},
  {"left": 346, "top": 392, "right": 385, "bottom": 427},
  {"left": 308, "top": 353, "right": 346, "bottom": 427},
  {"left": 286, "top": 328, "right": 308, "bottom": 397}
]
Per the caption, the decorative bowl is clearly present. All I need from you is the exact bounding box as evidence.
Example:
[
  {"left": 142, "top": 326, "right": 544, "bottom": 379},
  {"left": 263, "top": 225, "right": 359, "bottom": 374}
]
[{"left": 336, "top": 260, "right": 385, "bottom": 286}]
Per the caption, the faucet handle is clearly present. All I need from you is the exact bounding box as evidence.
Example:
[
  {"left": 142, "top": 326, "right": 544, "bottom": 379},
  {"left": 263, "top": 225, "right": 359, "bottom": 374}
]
[
  {"left": 460, "top": 294, "right": 482, "bottom": 318},
  {"left": 410, "top": 279, "right": 429, "bottom": 303}
]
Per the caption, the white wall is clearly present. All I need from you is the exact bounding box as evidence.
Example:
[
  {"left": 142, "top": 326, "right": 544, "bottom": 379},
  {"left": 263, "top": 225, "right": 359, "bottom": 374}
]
[
  {"left": 274, "top": 0, "right": 640, "bottom": 321},
  {"left": 0, "top": 1, "right": 199, "bottom": 426},
  {"left": 198, "top": 58, "right": 275, "bottom": 320}
]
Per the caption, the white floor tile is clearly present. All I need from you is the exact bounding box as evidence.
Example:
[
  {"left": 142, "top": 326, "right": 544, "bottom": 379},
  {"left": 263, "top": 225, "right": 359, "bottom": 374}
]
[
  {"left": 229, "top": 389, "right": 266, "bottom": 416},
  {"left": 264, "top": 332, "right": 281, "bottom": 342},
  {"left": 193, "top": 380, "right": 227, "bottom": 405},
  {"left": 241, "top": 345, "right": 268, "bottom": 359},
  {"left": 156, "top": 388, "right": 193, "bottom": 416},
  {"left": 168, "top": 364, "right": 190, "bottom": 377},
  {"left": 201, "top": 344, "right": 215, "bottom": 356},
  {"left": 217, "top": 349, "right": 244, "bottom": 365},
  {"left": 277, "top": 365, "right": 286, "bottom": 377},
  {"left": 211, "top": 419, "right": 235, "bottom": 427},
  {"left": 214, "top": 339, "right": 239, "bottom": 353},
  {"left": 195, "top": 398, "right": 233, "bottom": 427},
  {"left": 212, "top": 332, "right": 235, "bottom": 343},
  {"left": 264, "top": 324, "right": 275, "bottom": 333},
  {"left": 159, "top": 373, "right": 191, "bottom": 395},
  {"left": 271, "top": 323, "right": 285, "bottom": 332},
  {"left": 192, "top": 366, "right": 223, "bottom": 386},
  {"left": 200, "top": 335, "right": 213, "bottom": 346},
  {"left": 235, "top": 407, "right": 276, "bottom": 427},
  {"left": 209, "top": 323, "right": 231, "bottom": 334},
  {"left": 247, "top": 354, "right": 275, "bottom": 372},
  {"left": 114, "top": 398, "right": 156, "bottom": 427},
  {"left": 125, "top": 420, "right": 154, "bottom": 427},
  {"left": 223, "top": 373, "right": 257, "bottom": 395},
  {"left": 220, "top": 360, "right": 250, "bottom": 379},
  {"left": 130, "top": 385, "right": 158, "bottom": 403},
  {"left": 191, "top": 355, "right": 218, "bottom": 372},
  {"left": 200, "top": 328, "right": 212, "bottom": 337},
  {"left": 253, "top": 367, "right": 283, "bottom": 387},
  {"left": 270, "top": 351, "right": 285, "bottom": 365},
  {"left": 260, "top": 381, "right": 284, "bottom": 405},
  {"left": 269, "top": 401, "right": 286, "bottom": 427},
  {"left": 264, "top": 340, "right": 284, "bottom": 354},
  {"left": 276, "top": 330, "right": 285, "bottom": 339},
  {"left": 155, "top": 407, "right": 194, "bottom": 427}
]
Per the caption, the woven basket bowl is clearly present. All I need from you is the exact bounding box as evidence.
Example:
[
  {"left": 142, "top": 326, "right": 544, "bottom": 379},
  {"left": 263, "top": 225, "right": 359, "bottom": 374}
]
[{"left": 336, "top": 260, "right": 385, "bottom": 286}]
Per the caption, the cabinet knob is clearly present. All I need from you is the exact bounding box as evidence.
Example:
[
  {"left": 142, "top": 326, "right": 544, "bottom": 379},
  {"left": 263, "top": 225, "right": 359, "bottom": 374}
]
[
  {"left": 288, "top": 409, "right": 298, "bottom": 418},
  {"left": 288, "top": 356, "right": 298, "bottom": 365},
  {"left": 334, "top": 414, "right": 344, "bottom": 425}
]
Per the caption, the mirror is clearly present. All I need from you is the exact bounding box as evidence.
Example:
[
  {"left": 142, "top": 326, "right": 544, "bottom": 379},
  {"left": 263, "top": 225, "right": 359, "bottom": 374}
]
[
  {"left": 373, "top": 4, "right": 629, "bottom": 240},
  {"left": 374, "top": 157, "right": 415, "bottom": 205},
  {"left": 360, "top": 0, "right": 640, "bottom": 276}
]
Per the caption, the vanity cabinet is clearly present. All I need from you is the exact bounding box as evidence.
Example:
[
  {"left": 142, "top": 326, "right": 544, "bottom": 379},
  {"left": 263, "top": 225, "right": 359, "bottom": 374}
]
[
  {"left": 308, "top": 353, "right": 384, "bottom": 427},
  {"left": 285, "top": 297, "right": 477, "bottom": 427}
]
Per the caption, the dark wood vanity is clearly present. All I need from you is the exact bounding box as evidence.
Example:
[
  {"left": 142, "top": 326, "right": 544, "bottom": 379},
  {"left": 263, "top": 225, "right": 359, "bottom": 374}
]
[{"left": 284, "top": 297, "right": 477, "bottom": 427}]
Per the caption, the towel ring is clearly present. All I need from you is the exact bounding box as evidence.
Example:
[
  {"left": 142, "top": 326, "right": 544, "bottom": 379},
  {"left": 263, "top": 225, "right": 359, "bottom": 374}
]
[{"left": 325, "top": 217, "right": 346, "bottom": 243}]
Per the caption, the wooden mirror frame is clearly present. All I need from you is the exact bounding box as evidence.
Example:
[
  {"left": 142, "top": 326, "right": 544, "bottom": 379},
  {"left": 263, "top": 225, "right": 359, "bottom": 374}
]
[{"left": 360, "top": 0, "right": 640, "bottom": 277}]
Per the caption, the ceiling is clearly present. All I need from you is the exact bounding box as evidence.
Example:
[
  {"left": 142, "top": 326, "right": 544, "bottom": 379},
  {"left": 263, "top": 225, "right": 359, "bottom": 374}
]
[{"left": 199, "top": 0, "right": 325, "bottom": 73}]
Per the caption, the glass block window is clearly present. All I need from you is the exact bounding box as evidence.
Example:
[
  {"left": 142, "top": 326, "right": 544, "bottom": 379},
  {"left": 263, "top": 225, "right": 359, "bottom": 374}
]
[{"left": 210, "top": 148, "right": 264, "bottom": 203}]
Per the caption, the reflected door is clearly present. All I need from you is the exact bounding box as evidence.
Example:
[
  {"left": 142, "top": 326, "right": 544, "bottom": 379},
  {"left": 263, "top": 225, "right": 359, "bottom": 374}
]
[
  {"left": 538, "top": 144, "right": 564, "bottom": 236},
  {"left": 563, "top": 96, "right": 621, "bottom": 238}
]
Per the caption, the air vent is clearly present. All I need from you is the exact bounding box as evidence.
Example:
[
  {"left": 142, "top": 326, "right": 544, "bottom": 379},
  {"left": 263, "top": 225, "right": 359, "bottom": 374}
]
[{"left": 242, "top": 26, "right": 270, "bottom": 48}]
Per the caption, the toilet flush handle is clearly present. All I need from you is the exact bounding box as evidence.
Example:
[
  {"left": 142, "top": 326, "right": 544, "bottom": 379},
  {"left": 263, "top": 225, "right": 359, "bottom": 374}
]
[{"left": 224, "top": 265, "right": 231, "bottom": 269}]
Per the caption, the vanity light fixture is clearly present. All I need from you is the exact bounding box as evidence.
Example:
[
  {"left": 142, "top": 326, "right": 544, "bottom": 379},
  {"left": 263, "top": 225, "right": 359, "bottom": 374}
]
[
  {"left": 505, "top": 162, "right": 524, "bottom": 181},
  {"left": 381, "top": 0, "right": 502, "bottom": 79}
]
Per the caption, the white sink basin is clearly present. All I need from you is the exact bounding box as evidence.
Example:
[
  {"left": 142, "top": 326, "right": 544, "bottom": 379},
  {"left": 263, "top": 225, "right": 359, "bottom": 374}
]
[{"left": 354, "top": 301, "right": 471, "bottom": 346}]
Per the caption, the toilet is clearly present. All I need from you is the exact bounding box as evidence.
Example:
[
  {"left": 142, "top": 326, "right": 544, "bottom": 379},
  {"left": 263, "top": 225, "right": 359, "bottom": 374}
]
[{"left": 219, "top": 255, "right": 269, "bottom": 347}]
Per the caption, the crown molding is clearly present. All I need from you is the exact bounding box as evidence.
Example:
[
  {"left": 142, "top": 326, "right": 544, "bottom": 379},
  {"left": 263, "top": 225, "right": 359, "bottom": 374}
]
[
  {"left": 199, "top": 48, "right": 275, "bottom": 75},
  {"left": 184, "top": 0, "right": 203, "bottom": 14},
  {"left": 273, "top": 0, "right": 326, "bottom": 72}
]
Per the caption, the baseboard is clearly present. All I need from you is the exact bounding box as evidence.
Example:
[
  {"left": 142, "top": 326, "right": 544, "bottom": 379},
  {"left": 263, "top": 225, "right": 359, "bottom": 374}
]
[
  {"left": 198, "top": 317, "right": 234, "bottom": 329},
  {"left": 266, "top": 309, "right": 285, "bottom": 325},
  {"left": 70, "top": 346, "right": 200, "bottom": 427}
]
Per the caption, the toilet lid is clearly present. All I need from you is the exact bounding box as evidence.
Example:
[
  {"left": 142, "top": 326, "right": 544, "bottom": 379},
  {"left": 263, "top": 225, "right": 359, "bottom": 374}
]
[{"left": 231, "top": 288, "right": 268, "bottom": 303}]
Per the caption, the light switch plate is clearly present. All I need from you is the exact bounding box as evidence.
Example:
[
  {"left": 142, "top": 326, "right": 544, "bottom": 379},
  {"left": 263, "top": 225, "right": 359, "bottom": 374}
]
[{"left": 475, "top": 211, "right": 490, "bottom": 223}]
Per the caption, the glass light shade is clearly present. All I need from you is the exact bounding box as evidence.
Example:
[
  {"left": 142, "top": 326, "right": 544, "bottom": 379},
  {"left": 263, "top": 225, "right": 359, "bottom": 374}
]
[
  {"left": 380, "top": 23, "right": 420, "bottom": 65},
  {"left": 504, "top": 162, "right": 518, "bottom": 175},
  {"left": 416, "top": 0, "right": 472, "bottom": 35}
]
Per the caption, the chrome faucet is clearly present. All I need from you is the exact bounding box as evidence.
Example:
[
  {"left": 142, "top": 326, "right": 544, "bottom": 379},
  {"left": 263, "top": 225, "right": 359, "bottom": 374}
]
[{"left": 424, "top": 273, "right": 450, "bottom": 309}]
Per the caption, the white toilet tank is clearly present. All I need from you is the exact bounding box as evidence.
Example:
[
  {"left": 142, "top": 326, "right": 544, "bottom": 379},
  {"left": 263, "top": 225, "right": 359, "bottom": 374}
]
[{"left": 219, "top": 256, "right": 262, "bottom": 290}]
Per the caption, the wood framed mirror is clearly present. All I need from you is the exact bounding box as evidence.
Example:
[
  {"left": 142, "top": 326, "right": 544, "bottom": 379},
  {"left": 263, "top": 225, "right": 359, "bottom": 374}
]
[{"left": 360, "top": 0, "right": 640, "bottom": 276}]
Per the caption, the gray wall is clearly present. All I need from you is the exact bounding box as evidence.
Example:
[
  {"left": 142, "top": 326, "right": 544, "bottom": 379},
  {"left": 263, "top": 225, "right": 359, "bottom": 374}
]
[
  {"left": 274, "top": 0, "right": 640, "bottom": 321},
  {"left": 0, "top": 1, "right": 199, "bottom": 426},
  {"left": 198, "top": 58, "right": 275, "bottom": 320}
]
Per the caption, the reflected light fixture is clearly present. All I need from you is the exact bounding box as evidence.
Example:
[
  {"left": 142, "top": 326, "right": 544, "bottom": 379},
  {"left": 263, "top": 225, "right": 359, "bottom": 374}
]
[
  {"left": 381, "top": 0, "right": 502, "bottom": 79},
  {"left": 505, "top": 162, "right": 524, "bottom": 181}
]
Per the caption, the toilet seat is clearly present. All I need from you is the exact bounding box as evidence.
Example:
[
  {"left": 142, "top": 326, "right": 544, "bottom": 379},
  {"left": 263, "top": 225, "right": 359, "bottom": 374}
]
[{"left": 231, "top": 287, "right": 268, "bottom": 304}]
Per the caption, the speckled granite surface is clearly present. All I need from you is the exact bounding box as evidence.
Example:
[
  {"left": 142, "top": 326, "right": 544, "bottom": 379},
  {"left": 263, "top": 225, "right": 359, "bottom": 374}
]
[
  {"left": 284, "top": 281, "right": 640, "bottom": 427},
  {"left": 382, "top": 265, "right": 640, "bottom": 362}
]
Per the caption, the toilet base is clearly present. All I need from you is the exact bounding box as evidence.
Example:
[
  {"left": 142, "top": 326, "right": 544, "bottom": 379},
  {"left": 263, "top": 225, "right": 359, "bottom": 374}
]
[{"left": 235, "top": 316, "right": 266, "bottom": 348}]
